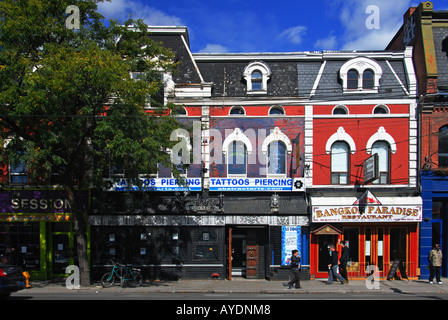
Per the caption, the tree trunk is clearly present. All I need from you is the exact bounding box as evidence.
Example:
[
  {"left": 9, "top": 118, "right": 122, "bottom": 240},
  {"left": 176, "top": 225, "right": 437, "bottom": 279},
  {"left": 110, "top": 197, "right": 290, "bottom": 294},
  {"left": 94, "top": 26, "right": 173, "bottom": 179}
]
[{"left": 65, "top": 185, "right": 91, "bottom": 287}]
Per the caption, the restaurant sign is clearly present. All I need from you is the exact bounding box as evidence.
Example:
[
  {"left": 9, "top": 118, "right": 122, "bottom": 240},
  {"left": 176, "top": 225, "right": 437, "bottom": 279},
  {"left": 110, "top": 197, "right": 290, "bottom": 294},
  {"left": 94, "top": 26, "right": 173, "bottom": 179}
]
[{"left": 312, "top": 205, "right": 422, "bottom": 223}]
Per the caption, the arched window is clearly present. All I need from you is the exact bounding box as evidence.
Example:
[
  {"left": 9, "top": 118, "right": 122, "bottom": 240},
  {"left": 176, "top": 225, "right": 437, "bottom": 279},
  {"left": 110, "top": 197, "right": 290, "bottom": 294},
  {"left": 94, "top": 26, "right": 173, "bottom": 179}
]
[
  {"left": 229, "top": 106, "right": 245, "bottom": 115},
  {"left": 228, "top": 141, "right": 247, "bottom": 175},
  {"left": 339, "top": 57, "right": 382, "bottom": 93},
  {"left": 371, "top": 141, "right": 390, "bottom": 184},
  {"left": 347, "top": 69, "right": 358, "bottom": 90},
  {"left": 251, "top": 71, "right": 263, "bottom": 91},
  {"left": 269, "top": 106, "right": 285, "bottom": 115},
  {"left": 333, "top": 105, "right": 348, "bottom": 115},
  {"left": 267, "top": 141, "right": 287, "bottom": 175},
  {"left": 363, "top": 69, "right": 374, "bottom": 89},
  {"left": 438, "top": 125, "right": 448, "bottom": 168},
  {"left": 331, "top": 141, "right": 350, "bottom": 184},
  {"left": 243, "top": 61, "right": 271, "bottom": 94},
  {"left": 373, "top": 105, "right": 389, "bottom": 114}
]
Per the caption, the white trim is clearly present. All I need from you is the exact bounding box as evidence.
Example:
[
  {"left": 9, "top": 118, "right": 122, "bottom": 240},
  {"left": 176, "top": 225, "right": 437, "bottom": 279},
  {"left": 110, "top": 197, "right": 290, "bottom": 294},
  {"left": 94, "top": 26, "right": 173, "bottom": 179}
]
[
  {"left": 181, "top": 35, "right": 204, "bottom": 83},
  {"left": 325, "top": 127, "right": 356, "bottom": 154},
  {"left": 243, "top": 61, "right": 271, "bottom": 94},
  {"left": 261, "top": 127, "right": 293, "bottom": 154},
  {"left": 386, "top": 60, "right": 409, "bottom": 96},
  {"left": 339, "top": 57, "right": 382, "bottom": 93},
  {"left": 222, "top": 128, "right": 253, "bottom": 154},
  {"left": 365, "top": 127, "right": 397, "bottom": 154},
  {"left": 310, "top": 60, "right": 327, "bottom": 97}
]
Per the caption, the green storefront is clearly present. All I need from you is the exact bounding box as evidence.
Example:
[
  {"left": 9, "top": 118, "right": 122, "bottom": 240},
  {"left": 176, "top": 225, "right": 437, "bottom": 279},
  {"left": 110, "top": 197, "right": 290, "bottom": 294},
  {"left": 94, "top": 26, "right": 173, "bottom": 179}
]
[{"left": 0, "top": 189, "right": 89, "bottom": 280}]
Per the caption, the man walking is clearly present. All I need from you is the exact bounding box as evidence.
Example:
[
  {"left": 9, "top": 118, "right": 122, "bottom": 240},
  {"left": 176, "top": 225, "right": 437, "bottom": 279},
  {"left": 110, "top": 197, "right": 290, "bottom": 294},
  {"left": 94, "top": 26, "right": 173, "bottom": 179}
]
[
  {"left": 339, "top": 241, "right": 350, "bottom": 283},
  {"left": 327, "top": 244, "right": 345, "bottom": 285},
  {"left": 428, "top": 243, "right": 443, "bottom": 284},
  {"left": 287, "top": 249, "right": 301, "bottom": 289}
]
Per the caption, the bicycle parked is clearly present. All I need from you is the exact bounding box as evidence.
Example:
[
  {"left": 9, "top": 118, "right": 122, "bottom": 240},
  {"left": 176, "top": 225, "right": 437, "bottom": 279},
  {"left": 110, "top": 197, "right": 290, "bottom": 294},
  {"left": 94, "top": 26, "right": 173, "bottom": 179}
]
[{"left": 101, "top": 260, "right": 143, "bottom": 288}]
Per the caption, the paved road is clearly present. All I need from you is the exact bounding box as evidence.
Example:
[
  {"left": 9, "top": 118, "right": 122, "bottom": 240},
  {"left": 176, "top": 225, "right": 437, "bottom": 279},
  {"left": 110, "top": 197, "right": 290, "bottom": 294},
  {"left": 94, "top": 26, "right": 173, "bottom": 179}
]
[{"left": 10, "top": 290, "right": 448, "bottom": 300}]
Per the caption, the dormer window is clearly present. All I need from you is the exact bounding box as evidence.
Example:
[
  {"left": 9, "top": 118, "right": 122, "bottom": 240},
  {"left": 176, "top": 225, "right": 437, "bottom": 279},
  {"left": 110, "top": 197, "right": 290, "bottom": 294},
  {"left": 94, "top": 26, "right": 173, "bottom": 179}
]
[
  {"left": 251, "top": 71, "right": 263, "bottom": 91},
  {"left": 347, "top": 70, "right": 358, "bottom": 90},
  {"left": 340, "top": 57, "right": 382, "bottom": 93},
  {"left": 243, "top": 61, "right": 271, "bottom": 95}
]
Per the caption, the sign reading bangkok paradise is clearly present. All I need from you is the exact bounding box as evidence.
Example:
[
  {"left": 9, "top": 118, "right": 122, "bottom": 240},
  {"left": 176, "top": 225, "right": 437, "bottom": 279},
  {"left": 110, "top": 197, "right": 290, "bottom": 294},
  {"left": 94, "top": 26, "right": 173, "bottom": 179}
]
[
  {"left": 103, "top": 178, "right": 202, "bottom": 191},
  {"left": 312, "top": 205, "right": 422, "bottom": 223},
  {"left": 209, "top": 178, "right": 305, "bottom": 191}
]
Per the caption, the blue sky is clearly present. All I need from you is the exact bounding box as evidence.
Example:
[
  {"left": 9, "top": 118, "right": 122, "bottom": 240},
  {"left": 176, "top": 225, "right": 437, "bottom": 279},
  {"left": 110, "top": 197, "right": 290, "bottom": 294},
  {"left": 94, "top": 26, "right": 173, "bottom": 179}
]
[{"left": 97, "top": 0, "right": 445, "bottom": 53}]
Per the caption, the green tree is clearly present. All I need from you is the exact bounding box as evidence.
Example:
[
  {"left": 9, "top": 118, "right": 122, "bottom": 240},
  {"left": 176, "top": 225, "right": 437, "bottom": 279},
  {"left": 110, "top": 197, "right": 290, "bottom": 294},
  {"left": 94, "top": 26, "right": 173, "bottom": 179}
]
[{"left": 0, "top": 0, "right": 182, "bottom": 286}]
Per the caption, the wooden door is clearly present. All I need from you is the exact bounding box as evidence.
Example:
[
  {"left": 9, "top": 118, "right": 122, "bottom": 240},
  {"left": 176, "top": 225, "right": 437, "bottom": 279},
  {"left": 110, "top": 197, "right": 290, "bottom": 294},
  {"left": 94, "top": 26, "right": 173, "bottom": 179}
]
[{"left": 246, "top": 245, "right": 259, "bottom": 279}]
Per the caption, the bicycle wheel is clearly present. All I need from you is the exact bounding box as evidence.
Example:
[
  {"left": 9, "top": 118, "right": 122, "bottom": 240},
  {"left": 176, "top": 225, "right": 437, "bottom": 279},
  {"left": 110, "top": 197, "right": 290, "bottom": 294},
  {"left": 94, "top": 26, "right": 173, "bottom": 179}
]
[
  {"left": 127, "top": 271, "right": 143, "bottom": 287},
  {"left": 101, "top": 272, "right": 115, "bottom": 288}
]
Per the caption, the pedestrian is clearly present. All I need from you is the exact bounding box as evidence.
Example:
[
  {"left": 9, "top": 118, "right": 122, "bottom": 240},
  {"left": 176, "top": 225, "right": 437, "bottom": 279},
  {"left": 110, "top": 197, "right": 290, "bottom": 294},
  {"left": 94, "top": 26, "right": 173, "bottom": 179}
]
[
  {"left": 428, "top": 243, "right": 443, "bottom": 284},
  {"left": 287, "top": 249, "right": 301, "bottom": 289},
  {"left": 327, "top": 244, "right": 345, "bottom": 285},
  {"left": 339, "top": 241, "right": 350, "bottom": 283}
]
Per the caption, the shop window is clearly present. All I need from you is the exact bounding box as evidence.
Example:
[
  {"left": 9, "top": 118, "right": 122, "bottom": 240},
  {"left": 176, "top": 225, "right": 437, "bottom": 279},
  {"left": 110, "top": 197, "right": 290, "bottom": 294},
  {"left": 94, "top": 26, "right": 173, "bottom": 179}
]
[
  {"left": 438, "top": 125, "right": 448, "bottom": 168},
  {"left": 343, "top": 227, "right": 359, "bottom": 273},
  {"left": 371, "top": 141, "right": 390, "bottom": 184},
  {"left": 193, "top": 245, "right": 219, "bottom": 262},
  {"left": 331, "top": 141, "right": 350, "bottom": 184},
  {"left": 0, "top": 222, "right": 40, "bottom": 271},
  {"left": 228, "top": 141, "right": 247, "bottom": 176},
  {"left": 267, "top": 141, "right": 287, "bottom": 175}
]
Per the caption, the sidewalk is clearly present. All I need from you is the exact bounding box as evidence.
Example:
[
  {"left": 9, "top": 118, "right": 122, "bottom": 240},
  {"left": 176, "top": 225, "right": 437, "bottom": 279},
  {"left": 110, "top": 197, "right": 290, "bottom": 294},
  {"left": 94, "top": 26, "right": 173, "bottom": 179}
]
[{"left": 23, "top": 277, "right": 448, "bottom": 295}]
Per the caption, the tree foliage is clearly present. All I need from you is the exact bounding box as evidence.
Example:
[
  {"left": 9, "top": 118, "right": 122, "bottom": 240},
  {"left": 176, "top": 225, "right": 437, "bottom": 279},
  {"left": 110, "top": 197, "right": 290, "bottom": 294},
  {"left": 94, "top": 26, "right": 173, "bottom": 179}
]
[{"left": 0, "top": 0, "right": 183, "bottom": 285}]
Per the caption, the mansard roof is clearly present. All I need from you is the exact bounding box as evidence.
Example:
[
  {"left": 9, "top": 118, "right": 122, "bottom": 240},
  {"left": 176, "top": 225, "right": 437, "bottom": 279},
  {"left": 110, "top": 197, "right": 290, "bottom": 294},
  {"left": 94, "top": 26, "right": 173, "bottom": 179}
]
[{"left": 193, "top": 51, "right": 414, "bottom": 100}]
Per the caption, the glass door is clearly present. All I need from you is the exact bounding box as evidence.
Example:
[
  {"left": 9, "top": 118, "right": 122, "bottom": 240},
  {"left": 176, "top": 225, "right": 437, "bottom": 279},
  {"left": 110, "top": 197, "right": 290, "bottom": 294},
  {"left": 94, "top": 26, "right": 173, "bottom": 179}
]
[
  {"left": 364, "top": 227, "right": 385, "bottom": 277},
  {"left": 50, "top": 223, "right": 76, "bottom": 277},
  {"left": 389, "top": 226, "right": 408, "bottom": 279}
]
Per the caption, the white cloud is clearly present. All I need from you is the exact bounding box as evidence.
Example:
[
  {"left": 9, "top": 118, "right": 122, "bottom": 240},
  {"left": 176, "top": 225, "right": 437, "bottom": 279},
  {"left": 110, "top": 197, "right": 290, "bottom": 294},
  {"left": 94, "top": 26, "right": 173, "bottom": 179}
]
[
  {"left": 332, "top": 0, "right": 415, "bottom": 50},
  {"left": 197, "top": 44, "right": 229, "bottom": 53},
  {"left": 97, "top": 0, "right": 184, "bottom": 26},
  {"left": 278, "top": 26, "right": 307, "bottom": 45},
  {"left": 314, "top": 33, "right": 337, "bottom": 50}
]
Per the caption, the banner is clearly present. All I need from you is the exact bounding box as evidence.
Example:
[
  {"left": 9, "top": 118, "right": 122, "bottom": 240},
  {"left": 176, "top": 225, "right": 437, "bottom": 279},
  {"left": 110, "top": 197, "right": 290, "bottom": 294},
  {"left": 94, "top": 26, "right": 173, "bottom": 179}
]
[
  {"left": 209, "top": 178, "right": 305, "bottom": 192},
  {"left": 103, "top": 177, "right": 201, "bottom": 191},
  {"left": 312, "top": 205, "right": 422, "bottom": 223},
  {"left": 281, "top": 226, "right": 301, "bottom": 266}
]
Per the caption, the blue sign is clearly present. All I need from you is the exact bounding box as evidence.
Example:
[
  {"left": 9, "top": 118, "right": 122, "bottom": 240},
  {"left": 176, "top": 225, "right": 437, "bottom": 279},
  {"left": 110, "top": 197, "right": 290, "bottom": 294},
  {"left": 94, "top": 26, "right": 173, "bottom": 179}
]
[{"left": 281, "top": 226, "right": 301, "bottom": 266}]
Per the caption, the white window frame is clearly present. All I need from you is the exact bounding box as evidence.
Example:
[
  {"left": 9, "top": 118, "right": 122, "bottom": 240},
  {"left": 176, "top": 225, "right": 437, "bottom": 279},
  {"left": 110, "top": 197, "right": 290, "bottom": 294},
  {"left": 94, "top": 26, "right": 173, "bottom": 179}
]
[
  {"left": 243, "top": 61, "right": 271, "bottom": 95},
  {"left": 222, "top": 128, "right": 253, "bottom": 177},
  {"left": 339, "top": 57, "right": 382, "bottom": 93},
  {"left": 261, "top": 127, "right": 292, "bottom": 177}
]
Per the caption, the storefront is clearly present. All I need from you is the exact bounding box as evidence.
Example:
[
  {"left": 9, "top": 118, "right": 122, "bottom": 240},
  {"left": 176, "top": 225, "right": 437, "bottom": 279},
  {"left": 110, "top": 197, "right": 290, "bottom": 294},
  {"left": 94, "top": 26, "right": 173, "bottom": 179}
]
[
  {"left": 89, "top": 189, "right": 310, "bottom": 281},
  {"left": 309, "top": 191, "right": 422, "bottom": 280},
  {"left": 0, "top": 189, "right": 89, "bottom": 280}
]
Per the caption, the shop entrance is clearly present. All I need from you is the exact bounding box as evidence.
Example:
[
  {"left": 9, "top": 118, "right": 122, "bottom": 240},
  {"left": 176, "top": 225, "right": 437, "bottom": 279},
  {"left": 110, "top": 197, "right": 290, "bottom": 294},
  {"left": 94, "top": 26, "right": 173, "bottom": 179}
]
[
  {"left": 312, "top": 224, "right": 416, "bottom": 279},
  {"left": 226, "top": 226, "right": 267, "bottom": 279},
  {"left": 49, "top": 223, "right": 77, "bottom": 277}
]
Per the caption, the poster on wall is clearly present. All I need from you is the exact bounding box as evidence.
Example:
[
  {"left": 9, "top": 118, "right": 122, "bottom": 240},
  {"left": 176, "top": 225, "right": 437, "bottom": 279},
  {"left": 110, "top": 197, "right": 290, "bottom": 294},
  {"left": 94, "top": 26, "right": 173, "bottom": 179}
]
[{"left": 281, "top": 226, "right": 301, "bottom": 266}]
